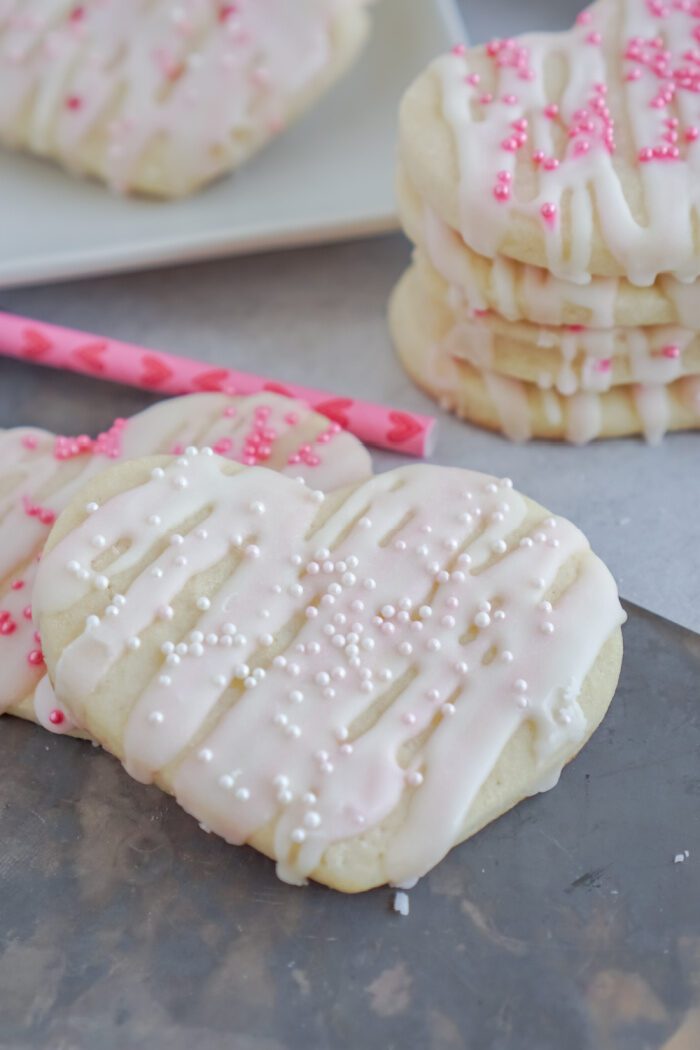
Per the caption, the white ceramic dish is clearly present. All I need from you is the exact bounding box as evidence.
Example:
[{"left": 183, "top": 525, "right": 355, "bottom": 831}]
[{"left": 0, "top": 0, "right": 463, "bottom": 289}]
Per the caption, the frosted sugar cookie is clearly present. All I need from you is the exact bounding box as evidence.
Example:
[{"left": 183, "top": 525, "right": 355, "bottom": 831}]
[
  {"left": 0, "top": 392, "right": 372, "bottom": 735},
  {"left": 390, "top": 267, "right": 700, "bottom": 443},
  {"left": 34, "top": 452, "right": 624, "bottom": 891},
  {"left": 408, "top": 256, "right": 700, "bottom": 395},
  {"left": 397, "top": 166, "right": 700, "bottom": 329},
  {"left": 399, "top": 0, "right": 700, "bottom": 284},
  {"left": 0, "top": 0, "right": 371, "bottom": 197}
]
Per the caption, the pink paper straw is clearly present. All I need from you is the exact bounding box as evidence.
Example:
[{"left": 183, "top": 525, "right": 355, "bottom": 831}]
[{"left": 0, "top": 310, "right": 437, "bottom": 457}]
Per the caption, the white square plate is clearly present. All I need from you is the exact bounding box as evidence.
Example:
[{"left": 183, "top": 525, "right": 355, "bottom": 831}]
[{"left": 0, "top": 0, "right": 463, "bottom": 289}]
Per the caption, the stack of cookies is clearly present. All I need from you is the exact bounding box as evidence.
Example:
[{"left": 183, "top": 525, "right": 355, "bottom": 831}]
[{"left": 390, "top": 0, "right": 700, "bottom": 443}]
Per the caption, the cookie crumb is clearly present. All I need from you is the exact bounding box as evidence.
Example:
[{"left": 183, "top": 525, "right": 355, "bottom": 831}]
[
  {"left": 393, "top": 891, "right": 410, "bottom": 917},
  {"left": 673, "top": 850, "right": 690, "bottom": 864}
]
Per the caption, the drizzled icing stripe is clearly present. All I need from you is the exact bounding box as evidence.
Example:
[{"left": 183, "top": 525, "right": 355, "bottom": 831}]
[
  {"left": 0, "top": 392, "right": 372, "bottom": 733},
  {"left": 35, "top": 454, "right": 624, "bottom": 888},
  {"left": 0, "top": 0, "right": 368, "bottom": 194},
  {"left": 433, "top": 0, "right": 700, "bottom": 284}
]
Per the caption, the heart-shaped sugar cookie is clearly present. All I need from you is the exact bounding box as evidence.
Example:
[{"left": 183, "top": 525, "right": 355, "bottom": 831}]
[
  {"left": 400, "top": 0, "right": 700, "bottom": 284},
  {"left": 0, "top": 1, "right": 372, "bottom": 197},
  {"left": 0, "top": 393, "right": 372, "bottom": 736},
  {"left": 34, "top": 453, "right": 624, "bottom": 892}
]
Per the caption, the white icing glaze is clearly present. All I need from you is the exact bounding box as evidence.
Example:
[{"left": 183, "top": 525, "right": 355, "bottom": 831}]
[
  {"left": 437, "top": 0, "right": 700, "bottom": 284},
  {"left": 35, "top": 454, "right": 624, "bottom": 886},
  {"left": 0, "top": 392, "right": 371, "bottom": 728},
  {"left": 0, "top": 0, "right": 366, "bottom": 193},
  {"left": 632, "top": 382, "right": 671, "bottom": 444},
  {"left": 565, "top": 392, "right": 604, "bottom": 445}
]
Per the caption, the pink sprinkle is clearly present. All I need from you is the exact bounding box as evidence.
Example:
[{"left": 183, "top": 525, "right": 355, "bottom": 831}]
[
  {"left": 686, "top": 126, "right": 699, "bottom": 142},
  {"left": 541, "top": 202, "right": 558, "bottom": 226},
  {"left": 574, "top": 139, "right": 592, "bottom": 156},
  {"left": 284, "top": 412, "right": 299, "bottom": 425},
  {"left": 69, "top": 5, "right": 85, "bottom": 21},
  {"left": 466, "top": 72, "right": 481, "bottom": 86},
  {"left": 54, "top": 433, "right": 93, "bottom": 460},
  {"left": 625, "top": 67, "right": 642, "bottom": 81},
  {"left": 576, "top": 10, "right": 593, "bottom": 23},
  {"left": 48, "top": 709, "right": 65, "bottom": 726},
  {"left": 544, "top": 103, "right": 559, "bottom": 120},
  {"left": 532, "top": 150, "right": 546, "bottom": 165},
  {"left": 587, "top": 31, "right": 603, "bottom": 45},
  {"left": 497, "top": 170, "right": 512, "bottom": 183},
  {"left": 451, "top": 43, "right": 467, "bottom": 56},
  {"left": 23, "top": 606, "right": 33, "bottom": 621},
  {"left": 595, "top": 359, "right": 612, "bottom": 372},
  {"left": 501, "top": 137, "right": 520, "bottom": 152},
  {"left": 218, "top": 4, "right": 237, "bottom": 21},
  {"left": 28, "top": 650, "right": 44, "bottom": 667},
  {"left": 543, "top": 157, "right": 560, "bottom": 171},
  {"left": 661, "top": 344, "right": 681, "bottom": 358},
  {"left": 65, "top": 95, "right": 82, "bottom": 111},
  {"left": 493, "top": 183, "right": 511, "bottom": 202},
  {"left": 21, "top": 435, "right": 38, "bottom": 451},
  {"left": 223, "top": 405, "right": 237, "bottom": 418},
  {"left": 502, "top": 93, "right": 518, "bottom": 105},
  {"left": 10, "top": 580, "right": 24, "bottom": 591},
  {"left": 639, "top": 146, "right": 654, "bottom": 161},
  {"left": 480, "top": 93, "right": 494, "bottom": 105}
]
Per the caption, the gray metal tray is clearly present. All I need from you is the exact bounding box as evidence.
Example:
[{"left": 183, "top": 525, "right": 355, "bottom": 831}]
[{"left": 1, "top": 602, "right": 699, "bottom": 1050}]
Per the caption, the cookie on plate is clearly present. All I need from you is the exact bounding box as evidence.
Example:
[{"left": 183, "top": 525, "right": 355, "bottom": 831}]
[
  {"left": 0, "top": 392, "right": 372, "bottom": 735},
  {"left": 0, "top": 0, "right": 372, "bottom": 197},
  {"left": 34, "top": 452, "right": 625, "bottom": 891}
]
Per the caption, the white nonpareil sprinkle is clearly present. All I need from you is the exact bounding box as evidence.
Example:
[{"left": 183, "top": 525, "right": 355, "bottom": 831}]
[{"left": 393, "top": 891, "right": 410, "bottom": 917}]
